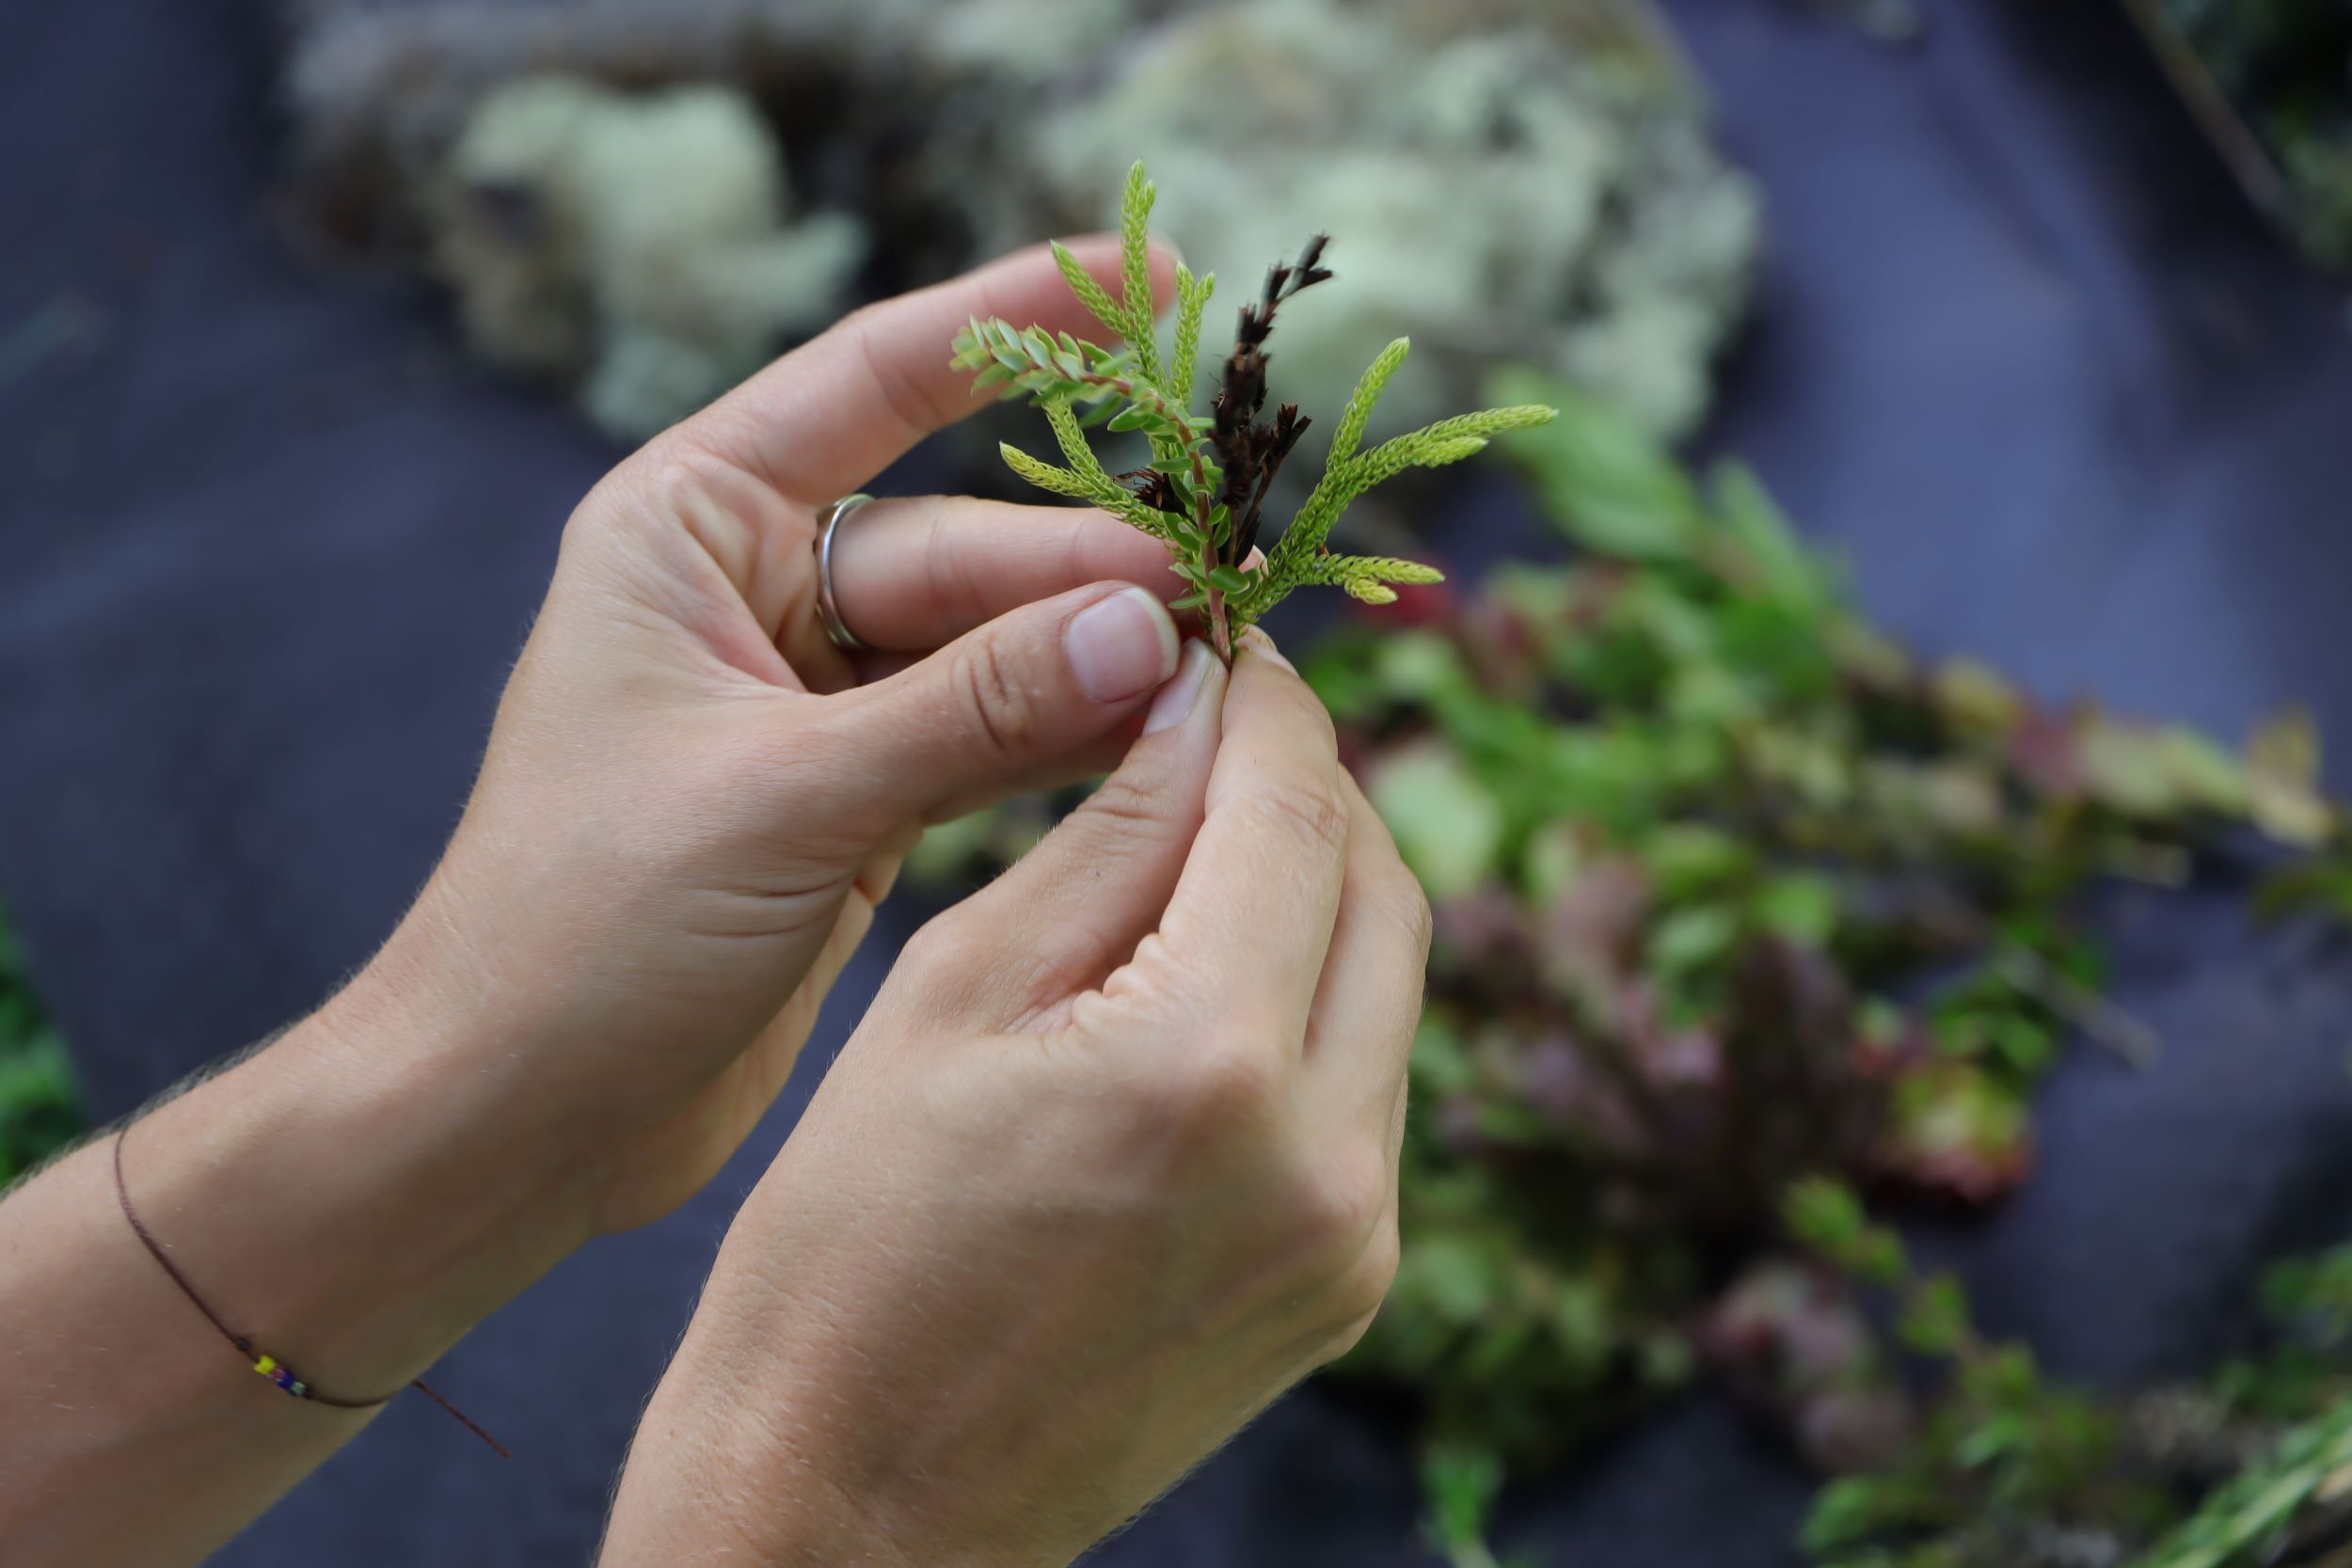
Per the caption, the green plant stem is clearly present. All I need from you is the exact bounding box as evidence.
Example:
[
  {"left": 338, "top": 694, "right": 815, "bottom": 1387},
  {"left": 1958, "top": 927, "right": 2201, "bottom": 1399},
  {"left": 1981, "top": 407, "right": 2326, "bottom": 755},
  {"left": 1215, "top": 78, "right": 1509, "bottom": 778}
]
[{"left": 1181, "top": 418, "right": 1233, "bottom": 661}]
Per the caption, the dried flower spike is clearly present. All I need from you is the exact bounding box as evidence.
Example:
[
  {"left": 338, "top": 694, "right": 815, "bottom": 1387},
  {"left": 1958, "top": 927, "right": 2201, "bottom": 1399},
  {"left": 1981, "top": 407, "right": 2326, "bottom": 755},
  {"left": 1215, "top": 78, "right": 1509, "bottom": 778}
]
[{"left": 951, "top": 160, "right": 1558, "bottom": 660}]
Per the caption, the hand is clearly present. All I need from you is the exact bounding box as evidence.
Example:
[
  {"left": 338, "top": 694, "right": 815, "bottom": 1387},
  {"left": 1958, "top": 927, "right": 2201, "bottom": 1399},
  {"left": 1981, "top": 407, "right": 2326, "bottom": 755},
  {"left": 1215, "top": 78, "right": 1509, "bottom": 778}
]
[
  {"left": 353, "top": 236, "right": 1188, "bottom": 1232},
  {"left": 600, "top": 633, "right": 1433, "bottom": 1568},
  {"left": 0, "top": 240, "right": 1204, "bottom": 1568}
]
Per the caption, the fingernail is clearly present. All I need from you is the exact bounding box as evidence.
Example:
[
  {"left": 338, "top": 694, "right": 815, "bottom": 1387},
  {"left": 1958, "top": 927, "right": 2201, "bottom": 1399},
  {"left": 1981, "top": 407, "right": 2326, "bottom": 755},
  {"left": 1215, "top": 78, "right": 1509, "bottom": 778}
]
[
  {"left": 1143, "top": 639, "right": 1216, "bottom": 735},
  {"left": 1067, "top": 586, "right": 1179, "bottom": 703},
  {"left": 1238, "top": 626, "right": 1296, "bottom": 675}
]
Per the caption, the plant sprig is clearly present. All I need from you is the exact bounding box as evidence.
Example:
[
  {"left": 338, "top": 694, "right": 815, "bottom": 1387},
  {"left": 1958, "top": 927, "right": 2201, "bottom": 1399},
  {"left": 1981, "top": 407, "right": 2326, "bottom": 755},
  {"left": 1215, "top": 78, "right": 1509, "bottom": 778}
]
[{"left": 951, "top": 160, "right": 1556, "bottom": 658}]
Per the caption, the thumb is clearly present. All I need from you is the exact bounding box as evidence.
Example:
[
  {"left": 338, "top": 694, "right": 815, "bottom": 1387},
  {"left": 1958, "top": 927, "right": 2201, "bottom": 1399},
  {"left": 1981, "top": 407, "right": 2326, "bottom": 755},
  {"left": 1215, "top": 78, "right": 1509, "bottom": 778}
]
[
  {"left": 821, "top": 581, "right": 1180, "bottom": 829},
  {"left": 904, "top": 636, "right": 1227, "bottom": 1028}
]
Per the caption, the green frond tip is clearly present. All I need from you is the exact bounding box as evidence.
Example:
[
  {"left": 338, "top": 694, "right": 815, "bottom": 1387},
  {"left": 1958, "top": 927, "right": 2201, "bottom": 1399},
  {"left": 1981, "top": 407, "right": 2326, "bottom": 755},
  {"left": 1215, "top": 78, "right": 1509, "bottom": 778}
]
[
  {"left": 1352, "top": 434, "right": 1490, "bottom": 489},
  {"left": 1170, "top": 266, "right": 1215, "bottom": 399},
  {"left": 998, "top": 442, "right": 1094, "bottom": 500},
  {"left": 1331, "top": 337, "right": 1412, "bottom": 466},
  {"left": 1351, "top": 557, "right": 1446, "bottom": 586},
  {"left": 1406, "top": 404, "right": 1563, "bottom": 445},
  {"left": 1295, "top": 552, "right": 1446, "bottom": 607},
  {"left": 1275, "top": 404, "right": 1558, "bottom": 585},
  {"left": 1049, "top": 241, "right": 1127, "bottom": 345},
  {"left": 1043, "top": 398, "right": 1111, "bottom": 483},
  {"left": 1117, "top": 161, "right": 1165, "bottom": 386}
]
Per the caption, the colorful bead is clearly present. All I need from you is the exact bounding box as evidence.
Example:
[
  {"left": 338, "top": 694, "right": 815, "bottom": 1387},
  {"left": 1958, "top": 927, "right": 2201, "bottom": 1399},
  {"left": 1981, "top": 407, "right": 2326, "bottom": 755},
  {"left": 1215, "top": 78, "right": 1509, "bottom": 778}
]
[{"left": 252, "top": 1354, "right": 308, "bottom": 1397}]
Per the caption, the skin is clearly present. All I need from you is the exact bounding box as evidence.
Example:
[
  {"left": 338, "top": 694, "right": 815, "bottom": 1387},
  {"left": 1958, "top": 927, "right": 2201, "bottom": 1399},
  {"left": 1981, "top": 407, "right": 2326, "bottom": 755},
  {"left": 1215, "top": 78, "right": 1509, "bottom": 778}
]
[{"left": 0, "top": 237, "right": 1429, "bottom": 1568}]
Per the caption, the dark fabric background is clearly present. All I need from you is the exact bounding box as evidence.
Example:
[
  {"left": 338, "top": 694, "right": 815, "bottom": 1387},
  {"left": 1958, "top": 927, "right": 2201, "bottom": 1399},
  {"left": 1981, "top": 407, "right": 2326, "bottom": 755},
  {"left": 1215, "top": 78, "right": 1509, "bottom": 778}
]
[{"left": 8, "top": 1, "right": 2352, "bottom": 1563}]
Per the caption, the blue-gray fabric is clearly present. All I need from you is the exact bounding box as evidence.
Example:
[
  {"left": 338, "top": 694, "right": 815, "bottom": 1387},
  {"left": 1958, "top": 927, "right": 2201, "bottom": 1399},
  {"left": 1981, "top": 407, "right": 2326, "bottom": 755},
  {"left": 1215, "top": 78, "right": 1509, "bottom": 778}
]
[{"left": 7, "top": 1, "right": 2352, "bottom": 1562}]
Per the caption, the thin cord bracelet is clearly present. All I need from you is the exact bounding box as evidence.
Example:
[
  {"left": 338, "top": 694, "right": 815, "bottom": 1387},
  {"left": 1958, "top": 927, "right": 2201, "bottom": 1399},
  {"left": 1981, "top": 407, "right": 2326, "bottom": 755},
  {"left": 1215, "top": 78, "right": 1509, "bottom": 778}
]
[{"left": 111, "top": 1127, "right": 509, "bottom": 1457}]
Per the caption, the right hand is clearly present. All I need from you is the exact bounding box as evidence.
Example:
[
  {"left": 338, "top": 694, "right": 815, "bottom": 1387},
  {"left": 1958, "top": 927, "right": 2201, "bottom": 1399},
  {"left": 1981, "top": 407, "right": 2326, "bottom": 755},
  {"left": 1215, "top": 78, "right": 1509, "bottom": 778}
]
[{"left": 600, "top": 631, "right": 1433, "bottom": 1568}]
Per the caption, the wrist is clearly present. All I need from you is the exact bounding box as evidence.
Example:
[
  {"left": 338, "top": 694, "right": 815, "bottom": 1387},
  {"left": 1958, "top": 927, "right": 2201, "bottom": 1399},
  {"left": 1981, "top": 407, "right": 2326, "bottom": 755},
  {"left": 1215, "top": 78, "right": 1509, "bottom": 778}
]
[
  {"left": 603, "top": 1309, "right": 961, "bottom": 1568},
  {"left": 0, "top": 940, "right": 591, "bottom": 1562},
  {"left": 125, "top": 953, "right": 599, "bottom": 1396},
  {"left": 601, "top": 1200, "right": 1063, "bottom": 1568}
]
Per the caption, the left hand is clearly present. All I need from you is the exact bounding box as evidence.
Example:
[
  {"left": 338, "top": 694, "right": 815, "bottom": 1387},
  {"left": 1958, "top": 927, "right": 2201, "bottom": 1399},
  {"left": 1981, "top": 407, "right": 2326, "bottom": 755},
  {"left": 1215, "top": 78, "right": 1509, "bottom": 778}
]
[
  {"left": 350, "top": 234, "right": 1187, "bottom": 1232},
  {"left": 0, "top": 239, "right": 1197, "bottom": 1568}
]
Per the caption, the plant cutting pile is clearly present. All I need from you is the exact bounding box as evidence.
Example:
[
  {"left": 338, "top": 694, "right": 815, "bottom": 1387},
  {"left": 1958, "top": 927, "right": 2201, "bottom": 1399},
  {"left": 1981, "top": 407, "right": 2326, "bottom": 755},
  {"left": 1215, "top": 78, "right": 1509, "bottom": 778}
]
[
  {"left": 950, "top": 161, "right": 1555, "bottom": 659},
  {"left": 1300, "top": 372, "right": 2352, "bottom": 1563}
]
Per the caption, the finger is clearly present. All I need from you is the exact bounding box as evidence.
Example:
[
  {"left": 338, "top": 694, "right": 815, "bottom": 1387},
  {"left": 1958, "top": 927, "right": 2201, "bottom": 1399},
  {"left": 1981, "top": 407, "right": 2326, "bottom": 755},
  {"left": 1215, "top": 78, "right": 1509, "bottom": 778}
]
[
  {"left": 911, "top": 639, "right": 1227, "bottom": 1026},
  {"left": 842, "top": 646, "right": 1152, "bottom": 801},
  {"left": 836, "top": 544, "right": 1256, "bottom": 679},
  {"left": 1110, "top": 630, "right": 1350, "bottom": 1047},
  {"left": 683, "top": 237, "right": 1180, "bottom": 506},
  {"left": 809, "top": 582, "right": 1180, "bottom": 837},
  {"left": 1300, "top": 769, "right": 1432, "bottom": 1138},
  {"left": 826, "top": 497, "right": 1181, "bottom": 652}
]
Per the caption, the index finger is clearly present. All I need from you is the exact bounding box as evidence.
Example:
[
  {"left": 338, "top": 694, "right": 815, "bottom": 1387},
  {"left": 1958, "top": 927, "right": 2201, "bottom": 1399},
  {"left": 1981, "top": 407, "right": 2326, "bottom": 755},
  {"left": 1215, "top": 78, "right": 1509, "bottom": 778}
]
[
  {"left": 1137, "top": 632, "right": 1351, "bottom": 1046},
  {"left": 683, "top": 237, "right": 1180, "bottom": 507}
]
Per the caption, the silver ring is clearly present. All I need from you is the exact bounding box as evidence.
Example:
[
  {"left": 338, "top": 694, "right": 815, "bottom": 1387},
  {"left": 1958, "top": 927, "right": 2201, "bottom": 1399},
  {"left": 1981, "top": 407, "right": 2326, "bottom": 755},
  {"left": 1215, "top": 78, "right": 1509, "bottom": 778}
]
[{"left": 814, "top": 492, "right": 875, "bottom": 652}]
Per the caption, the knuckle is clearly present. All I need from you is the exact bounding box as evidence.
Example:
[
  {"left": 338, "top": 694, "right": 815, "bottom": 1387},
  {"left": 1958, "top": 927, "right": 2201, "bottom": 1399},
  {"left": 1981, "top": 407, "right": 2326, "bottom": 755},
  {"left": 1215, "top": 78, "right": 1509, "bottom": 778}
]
[
  {"left": 950, "top": 636, "right": 1039, "bottom": 760},
  {"left": 1252, "top": 669, "right": 1340, "bottom": 752},
  {"left": 1298, "top": 690, "right": 1341, "bottom": 753},
  {"left": 844, "top": 308, "right": 951, "bottom": 437},
  {"left": 1318, "top": 1217, "right": 1401, "bottom": 1353},
  {"left": 1295, "top": 1143, "right": 1391, "bottom": 1259},
  {"left": 1347, "top": 1218, "right": 1404, "bottom": 1318},
  {"left": 1305, "top": 1211, "right": 1399, "bottom": 1366},
  {"left": 1155, "top": 1035, "right": 1283, "bottom": 1134},
  {"left": 920, "top": 505, "right": 992, "bottom": 626},
  {"left": 1319, "top": 1294, "right": 1388, "bottom": 1365},
  {"left": 1245, "top": 775, "right": 1351, "bottom": 860},
  {"left": 1369, "top": 871, "right": 1436, "bottom": 961},
  {"left": 1075, "top": 768, "right": 1167, "bottom": 836},
  {"left": 894, "top": 911, "right": 981, "bottom": 990}
]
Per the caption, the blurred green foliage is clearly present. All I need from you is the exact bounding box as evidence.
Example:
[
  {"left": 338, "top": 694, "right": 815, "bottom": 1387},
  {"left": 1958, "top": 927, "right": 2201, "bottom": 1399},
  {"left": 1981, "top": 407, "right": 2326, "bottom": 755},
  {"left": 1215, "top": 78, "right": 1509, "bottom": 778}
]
[
  {"left": 2156, "top": 0, "right": 2352, "bottom": 271},
  {"left": 1312, "top": 375, "right": 2343, "bottom": 1539},
  {"left": 0, "top": 908, "right": 79, "bottom": 1185},
  {"left": 1790, "top": 1179, "right": 2352, "bottom": 1568}
]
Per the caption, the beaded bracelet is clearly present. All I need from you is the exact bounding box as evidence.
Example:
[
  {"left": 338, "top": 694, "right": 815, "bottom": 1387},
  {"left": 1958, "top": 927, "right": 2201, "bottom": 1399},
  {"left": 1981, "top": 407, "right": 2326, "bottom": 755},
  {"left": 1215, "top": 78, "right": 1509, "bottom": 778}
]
[{"left": 112, "top": 1126, "right": 508, "bottom": 1456}]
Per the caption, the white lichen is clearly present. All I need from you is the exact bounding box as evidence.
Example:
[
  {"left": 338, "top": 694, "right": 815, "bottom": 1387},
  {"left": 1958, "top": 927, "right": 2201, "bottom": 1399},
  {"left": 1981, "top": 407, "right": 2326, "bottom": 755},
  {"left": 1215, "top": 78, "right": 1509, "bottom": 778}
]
[
  {"left": 281, "top": 0, "right": 1757, "bottom": 445},
  {"left": 1000, "top": 0, "right": 1760, "bottom": 442},
  {"left": 433, "top": 74, "right": 865, "bottom": 439}
]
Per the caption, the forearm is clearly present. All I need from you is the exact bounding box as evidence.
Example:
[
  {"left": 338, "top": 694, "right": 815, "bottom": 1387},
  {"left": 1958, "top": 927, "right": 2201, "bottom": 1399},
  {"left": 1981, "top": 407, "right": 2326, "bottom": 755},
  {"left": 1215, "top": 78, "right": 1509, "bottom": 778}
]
[{"left": 0, "top": 956, "right": 595, "bottom": 1568}]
